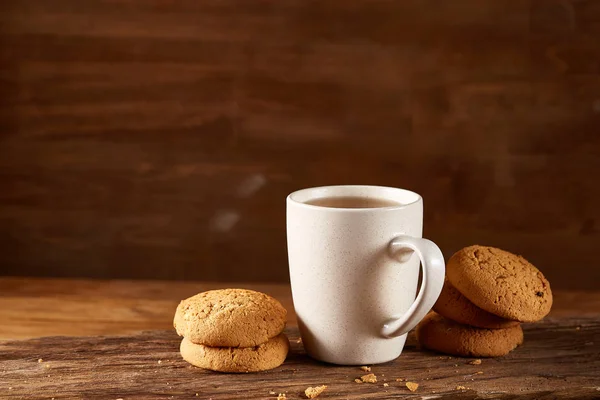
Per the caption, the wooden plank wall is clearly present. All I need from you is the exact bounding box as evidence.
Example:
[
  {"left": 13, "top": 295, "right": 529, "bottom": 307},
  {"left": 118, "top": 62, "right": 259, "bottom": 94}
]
[{"left": 0, "top": 0, "right": 599, "bottom": 288}]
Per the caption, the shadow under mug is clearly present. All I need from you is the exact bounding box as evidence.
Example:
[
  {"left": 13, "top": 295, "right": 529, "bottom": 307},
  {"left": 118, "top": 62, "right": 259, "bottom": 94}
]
[{"left": 287, "top": 185, "right": 445, "bottom": 365}]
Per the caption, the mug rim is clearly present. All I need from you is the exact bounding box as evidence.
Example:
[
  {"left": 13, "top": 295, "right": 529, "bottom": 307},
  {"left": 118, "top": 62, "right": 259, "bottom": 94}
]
[{"left": 287, "top": 185, "right": 422, "bottom": 212}]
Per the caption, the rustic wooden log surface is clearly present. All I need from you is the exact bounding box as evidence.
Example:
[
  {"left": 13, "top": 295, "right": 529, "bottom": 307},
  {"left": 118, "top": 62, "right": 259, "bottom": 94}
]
[
  {"left": 0, "top": 278, "right": 599, "bottom": 398},
  {"left": 1, "top": 320, "right": 599, "bottom": 399}
]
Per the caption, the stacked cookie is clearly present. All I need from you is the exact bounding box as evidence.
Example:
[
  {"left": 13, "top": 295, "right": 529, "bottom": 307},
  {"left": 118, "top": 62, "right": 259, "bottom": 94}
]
[
  {"left": 174, "top": 289, "right": 289, "bottom": 372},
  {"left": 417, "top": 245, "right": 552, "bottom": 357}
]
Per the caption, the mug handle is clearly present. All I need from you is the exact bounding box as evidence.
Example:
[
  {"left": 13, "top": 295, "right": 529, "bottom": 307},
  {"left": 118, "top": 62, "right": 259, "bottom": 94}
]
[{"left": 380, "top": 235, "right": 445, "bottom": 338}]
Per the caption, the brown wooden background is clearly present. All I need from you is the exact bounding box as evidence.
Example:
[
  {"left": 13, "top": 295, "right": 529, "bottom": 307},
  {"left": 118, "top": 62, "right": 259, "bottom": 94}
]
[{"left": 0, "top": 0, "right": 599, "bottom": 289}]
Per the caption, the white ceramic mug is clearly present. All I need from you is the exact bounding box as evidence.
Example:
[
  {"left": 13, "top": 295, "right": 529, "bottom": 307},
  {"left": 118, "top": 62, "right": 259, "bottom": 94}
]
[{"left": 287, "top": 185, "right": 445, "bottom": 365}]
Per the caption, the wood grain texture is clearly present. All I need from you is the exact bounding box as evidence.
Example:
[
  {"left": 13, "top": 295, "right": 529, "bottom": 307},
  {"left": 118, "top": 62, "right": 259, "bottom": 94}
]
[
  {"left": 1, "top": 277, "right": 599, "bottom": 340},
  {"left": 0, "top": 1, "right": 599, "bottom": 287},
  {"left": 1, "top": 320, "right": 599, "bottom": 399}
]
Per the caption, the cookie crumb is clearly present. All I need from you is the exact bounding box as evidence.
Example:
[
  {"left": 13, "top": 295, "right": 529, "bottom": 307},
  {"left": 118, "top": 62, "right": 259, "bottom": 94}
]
[
  {"left": 196, "top": 394, "right": 199, "bottom": 397},
  {"left": 8, "top": 387, "right": 12, "bottom": 390},
  {"left": 360, "top": 366, "right": 371, "bottom": 372},
  {"left": 383, "top": 383, "right": 389, "bottom": 387},
  {"left": 456, "top": 386, "right": 467, "bottom": 390},
  {"left": 269, "top": 391, "right": 276, "bottom": 395},
  {"left": 576, "top": 326, "right": 581, "bottom": 331},
  {"left": 405, "top": 382, "right": 419, "bottom": 392},
  {"left": 468, "top": 359, "right": 482, "bottom": 365},
  {"left": 158, "top": 360, "right": 162, "bottom": 364},
  {"left": 360, "top": 373, "right": 377, "bottom": 383},
  {"left": 38, "top": 358, "right": 43, "bottom": 363},
  {"left": 305, "top": 385, "right": 327, "bottom": 399},
  {"left": 453, "top": 364, "right": 458, "bottom": 367},
  {"left": 277, "top": 394, "right": 287, "bottom": 400},
  {"left": 296, "top": 338, "right": 302, "bottom": 344},
  {"left": 354, "top": 379, "right": 362, "bottom": 383},
  {"left": 395, "top": 378, "right": 404, "bottom": 382},
  {"left": 474, "top": 371, "right": 483, "bottom": 375}
]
